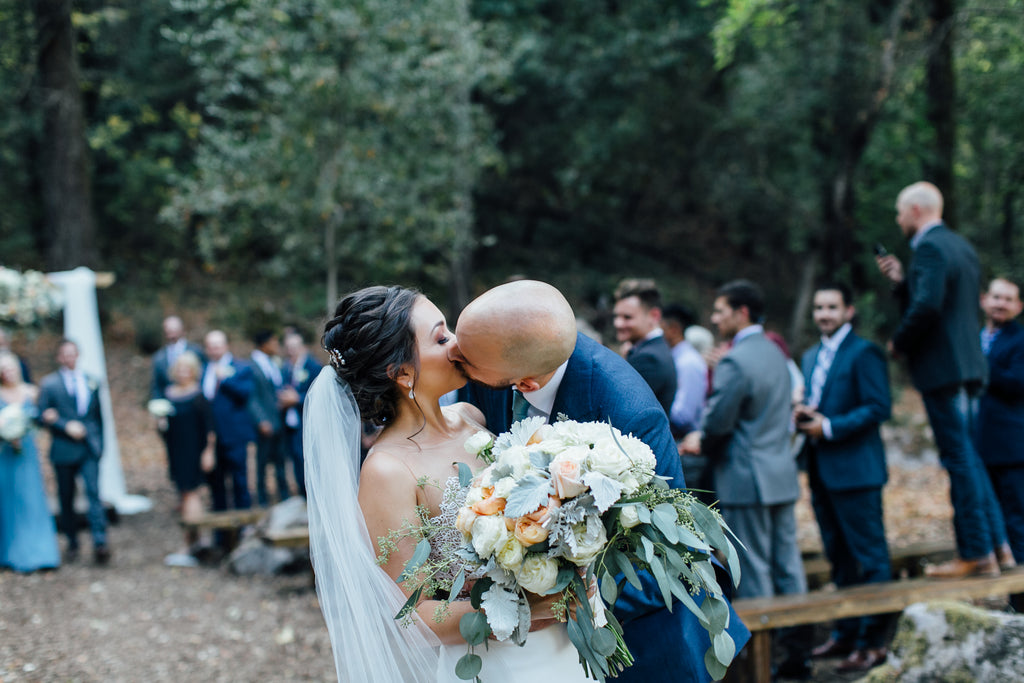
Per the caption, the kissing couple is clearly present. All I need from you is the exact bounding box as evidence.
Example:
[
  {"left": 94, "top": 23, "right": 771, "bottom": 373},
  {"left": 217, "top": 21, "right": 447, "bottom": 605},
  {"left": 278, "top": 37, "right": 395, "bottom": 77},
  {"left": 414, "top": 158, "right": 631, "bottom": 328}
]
[{"left": 305, "top": 280, "right": 749, "bottom": 682}]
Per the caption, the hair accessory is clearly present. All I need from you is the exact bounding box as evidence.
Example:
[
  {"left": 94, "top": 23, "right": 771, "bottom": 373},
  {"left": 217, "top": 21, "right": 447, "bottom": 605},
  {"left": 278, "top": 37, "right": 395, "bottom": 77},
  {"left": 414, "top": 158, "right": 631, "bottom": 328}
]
[{"left": 326, "top": 347, "right": 346, "bottom": 369}]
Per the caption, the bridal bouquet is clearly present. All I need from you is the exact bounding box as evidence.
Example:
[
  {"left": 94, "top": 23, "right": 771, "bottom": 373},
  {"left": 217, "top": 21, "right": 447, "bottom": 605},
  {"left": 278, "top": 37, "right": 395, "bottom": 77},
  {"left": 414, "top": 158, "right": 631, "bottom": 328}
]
[
  {"left": 0, "top": 403, "right": 31, "bottom": 452},
  {"left": 0, "top": 267, "right": 64, "bottom": 327},
  {"left": 398, "top": 417, "right": 741, "bottom": 682}
]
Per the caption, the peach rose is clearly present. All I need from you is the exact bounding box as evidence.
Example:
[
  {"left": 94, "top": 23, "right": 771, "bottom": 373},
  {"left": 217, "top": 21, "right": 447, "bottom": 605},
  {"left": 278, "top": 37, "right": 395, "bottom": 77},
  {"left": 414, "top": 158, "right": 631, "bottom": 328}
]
[
  {"left": 524, "top": 496, "right": 561, "bottom": 525},
  {"left": 550, "top": 456, "right": 588, "bottom": 499},
  {"left": 514, "top": 517, "right": 549, "bottom": 547},
  {"left": 471, "top": 486, "right": 506, "bottom": 516}
]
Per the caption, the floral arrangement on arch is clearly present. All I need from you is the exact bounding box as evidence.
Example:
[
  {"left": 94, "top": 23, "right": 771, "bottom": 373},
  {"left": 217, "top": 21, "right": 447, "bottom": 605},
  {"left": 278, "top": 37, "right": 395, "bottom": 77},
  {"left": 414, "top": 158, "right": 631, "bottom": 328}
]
[
  {"left": 0, "top": 267, "right": 64, "bottom": 327},
  {"left": 396, "top": 416, "right": 742, "bottom": 682}
]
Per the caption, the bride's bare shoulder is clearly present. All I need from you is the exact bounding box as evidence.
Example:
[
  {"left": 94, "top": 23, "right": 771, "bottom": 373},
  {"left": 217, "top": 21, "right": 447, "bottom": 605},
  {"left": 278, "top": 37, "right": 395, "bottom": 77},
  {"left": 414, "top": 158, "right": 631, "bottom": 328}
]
[
  {"left": 359, "top": 445, "right": 417, "bottom": 491},
  {"left": 446, "top": 401, "right": 487, "bottom": 431}
]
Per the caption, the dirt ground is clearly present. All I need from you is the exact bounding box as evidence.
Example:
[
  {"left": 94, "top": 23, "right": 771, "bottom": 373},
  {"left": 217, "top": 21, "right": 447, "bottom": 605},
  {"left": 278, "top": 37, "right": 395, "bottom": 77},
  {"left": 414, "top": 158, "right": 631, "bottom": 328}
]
[{"left": 0, "top": 337, "right": 960, "bottom": 682}]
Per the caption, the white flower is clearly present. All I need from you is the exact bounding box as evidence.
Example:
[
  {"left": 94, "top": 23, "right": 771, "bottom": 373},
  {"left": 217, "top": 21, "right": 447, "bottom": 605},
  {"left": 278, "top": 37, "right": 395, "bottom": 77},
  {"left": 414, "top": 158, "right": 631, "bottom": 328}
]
[
  {"left": 567, "top": 517, "right": 608, "bottom": 567},
  {"left": 464, "top": 430, "right": 493, "bottom": 456},
  {"left": 147, "top": 399, "right": 176, "bottom": 418},
  {"left": 494, "top": 537, "right": 526, "bottom": 571},
  {"left": 470, "top": 515, "right": 510, "bottom": 559},
  {"left": 619, "top": 504, "right": 642, "bottom": 529},
  {"left": 515, "top": 554, "right": 559, "bottom": 594},
  {"left": 491, "top": 476, "right": 517, "bottom": 499},
  {"left": 0, "top": 404, "right": 30, "bottom": 442},
  {"left": 493, "top": 444, "right": 533, "bottom": 478}
]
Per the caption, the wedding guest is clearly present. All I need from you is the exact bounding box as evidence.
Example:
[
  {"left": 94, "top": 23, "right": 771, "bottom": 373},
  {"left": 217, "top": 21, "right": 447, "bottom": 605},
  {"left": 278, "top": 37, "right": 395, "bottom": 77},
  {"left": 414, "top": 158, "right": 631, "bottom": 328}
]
[
  {"left": 151, "top": 315, "right": 204, "bottom": 400},
  {"left": 794, "top": 283, "right": 893, "bottom": 672},
  {"left": 202, "top": 330, "right": 256, "bottom": 516},
  {"left": 975, "top": 277, "right": 1024, "bottom": 568},
  {"left": 876, "top": 181, "right": 997, "bottom": 578},
  {"left": 280, "top": 331, "right": 321, "bottom": 498},
  {"left": 613, "top": 278, "right": 677, "bottom": 415},
  {"left": 158, "top": 351, "right": 215, "bottom": 567},
  {"left": 38, "top": 339, "right": 111, "bottom": 565},
  {"left": 248, "top": 330, "right": 289, "bottom": 505},
  {"left": 0, "top": 352, "right": 60, "bottom": 572},
  {"left": 0, "top": 327, "right": 32, "bottom": 383}
]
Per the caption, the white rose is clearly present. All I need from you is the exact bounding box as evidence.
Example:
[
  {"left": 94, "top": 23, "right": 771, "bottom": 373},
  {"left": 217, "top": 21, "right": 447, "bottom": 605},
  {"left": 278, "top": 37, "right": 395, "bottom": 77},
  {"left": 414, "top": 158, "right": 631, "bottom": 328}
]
[
  {"left": 567, "top": 518, "right": 608, "bottom": 567},
  {"left": 492, "top": 476, "right": 517, "bottom": 500},
  {"left": 471, "top": 515, "right": 510, "bottom": 559},
  {"left": 516, "top": 554, "right": 559, "bottom": 594},
  {"left": 455, "top": 507, "right": 478, "bottom": 537},
  {"left": 587, "top": 441, "right": 631, "bottom": 481},
  {"left": 464, "top": 431, "right": 494, "bottom": 456},
  {"left": 495, "top": 445, "right": 532, "bottom": 477},
  {"left": 464, "top": 485, "right": 486, "bottom": 508},
  {"left": 495, "top": 537, "right": 526, "bottom": 571},
  {"left": 619, "top": 504, "right": 642, "bottom": 529}
]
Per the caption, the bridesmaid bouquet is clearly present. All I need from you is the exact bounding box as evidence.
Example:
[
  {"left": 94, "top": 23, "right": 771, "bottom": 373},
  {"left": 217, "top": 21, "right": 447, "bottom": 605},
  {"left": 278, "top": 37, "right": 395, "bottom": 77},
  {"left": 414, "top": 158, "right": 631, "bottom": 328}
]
[
  {"left": 398, "top": 417, "right": 741, "bottom": 682},
  {"left": 0, "top": 403, "right": 31, "bottom": 451}
]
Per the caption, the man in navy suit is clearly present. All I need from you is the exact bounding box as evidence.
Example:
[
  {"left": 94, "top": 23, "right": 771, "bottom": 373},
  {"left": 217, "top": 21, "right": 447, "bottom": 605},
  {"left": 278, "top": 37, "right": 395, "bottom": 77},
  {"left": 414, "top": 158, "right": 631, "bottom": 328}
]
[
  {"left": 794, "top": 283, "right": 892, "bottom": 672},
  {"left": 279, "top": 330, "right": 321, "bottom": 499},
  {"left": 202, "top": 330, "right": 256, "bottom": 514},
  {"left": 38, "top": 339, "right": 110, "bottom": 564},
  {"left": 613, "top": 278, "right": 677, "bottom": 416},
  {"left": 248, "top": 330, "right": 289, "bottom": 506},
  {"left": 151, "top": 316, "right": 204, "bottom": 400},
  {"left": 450, "top": 280, "right": 749, "bottom": 683},
  {"left": 876, "top": 181, "right": 999, "bottom": 578},
  {"left": 975, "top": 277, "right": 1024, "bottom": 569}
]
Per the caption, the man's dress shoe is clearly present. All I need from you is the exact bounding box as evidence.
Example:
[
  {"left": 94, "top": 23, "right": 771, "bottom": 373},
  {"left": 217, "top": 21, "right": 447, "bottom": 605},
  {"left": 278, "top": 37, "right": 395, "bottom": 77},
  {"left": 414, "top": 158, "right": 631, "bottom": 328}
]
[
  {"left": 836, "top": 648, "right": 888, "bottom": 673},
  {"left": 810, "top": 638, "right": 855, "bottom": 659},
  {"left": 924, "top": 553, "right": 999, "bottom": 579}
]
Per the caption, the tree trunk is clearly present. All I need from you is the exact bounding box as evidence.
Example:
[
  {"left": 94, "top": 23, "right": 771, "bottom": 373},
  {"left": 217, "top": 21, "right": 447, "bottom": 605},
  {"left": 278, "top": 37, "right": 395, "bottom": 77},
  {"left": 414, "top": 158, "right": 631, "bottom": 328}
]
[
  {"left": 36, "top": 0, "right": 98, "bottom": 270},
  {"left": 924, "top": 0, "right": 956, "bottom": 224}
]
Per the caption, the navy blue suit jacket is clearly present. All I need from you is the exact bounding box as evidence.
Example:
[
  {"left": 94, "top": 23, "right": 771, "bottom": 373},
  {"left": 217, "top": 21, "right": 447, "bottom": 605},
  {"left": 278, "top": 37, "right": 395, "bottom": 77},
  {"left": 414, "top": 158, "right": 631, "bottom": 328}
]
[
  {"left": 464, "top": 333, "right": 749, "bottom": 682},
  {"left": 892, "top": 224, "right": 987, "bottom": 392},
  {"left": 207, "top": 359, "right": 256, "bottom": 449},
  {"left": 626, "top": 335, "right": 677, "bottom": 416},
  {"left": 976, "top": 320, "right": 1024, "bottom": 467},
  {"left": 800, "top": 332, "right": 891, "bottom": 491}
]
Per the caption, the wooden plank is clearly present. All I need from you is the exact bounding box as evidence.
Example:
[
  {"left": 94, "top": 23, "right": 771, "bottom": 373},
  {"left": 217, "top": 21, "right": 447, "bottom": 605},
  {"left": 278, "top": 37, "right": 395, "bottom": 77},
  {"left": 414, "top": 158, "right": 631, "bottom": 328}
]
[
  {"left": 181, "top": 509, "right": 265, "bottom": 531},
  {"left": 736, "top": 568, "right": 1024, "bottom": 631},
  {"left": 262, "top": 528, "right": 310, "bottom": 548}
]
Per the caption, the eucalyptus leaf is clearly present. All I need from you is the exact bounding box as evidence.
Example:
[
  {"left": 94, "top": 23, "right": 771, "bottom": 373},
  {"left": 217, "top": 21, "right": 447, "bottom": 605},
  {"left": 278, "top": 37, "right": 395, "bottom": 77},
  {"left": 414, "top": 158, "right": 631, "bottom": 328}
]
[
  {"left": 713, "top": 629, "right": 736, "bottom": 664},
  {"left": 459, "top": 611, "right": 490, "bottom": 646},
  {"left": 613, "top": 549, "right": 642, "bottom": 590},
  {"left": 647, "top": 554, "right": 674, "bottom": 609},
  {"left": 675, "top": 524, "right": 711, "bottom": 551},
  {"left": 448, "top": 568, "right": 466, "bottom": 604},
  {"left": 702, "top": 594, "right": 730, "bottom": 633},
  {"left": 704, "top": 646, "right": 728, "bottom": 681},
  {"left": 455, "top": 653, "right": 483, "bottom": 680},
  {"left": 398, "top": 537, "right": 432, "bottom": 581},
  {"left": 637, "top": 504, "right": 652, "bottom": 525},
  {"left": 395, "top": 585, "right": 423, "bottom": 619},
  {"left": 470, "top": 577, "right": 493, "bottom": 609},
  {"left": 456, "top": 461, "right": 473, "bottom": 488},
  {"left": 591, "top": 627, "right": 618, "bottom": 657},
  {"left": 688, "top": 502, "right": 728, "bottom": 551},
  {"left": 651, "top": 503, "right": 680, "bottom": 543},
  {"left": 600, "top": 569, "right": 619, "bottom": 605}
]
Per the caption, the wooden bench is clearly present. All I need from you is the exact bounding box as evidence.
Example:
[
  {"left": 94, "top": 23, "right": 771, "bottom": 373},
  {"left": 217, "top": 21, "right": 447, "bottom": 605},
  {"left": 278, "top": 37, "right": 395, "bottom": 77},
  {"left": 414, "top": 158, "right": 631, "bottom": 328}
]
[
  {"left": 261, "top": 527, "right": 311, "bottom": 549},
  {"left": 726, "top": 568, "right": 1024, "bottom": 682},
  {"left": 182, "top": 509, "right": 267, "bottom": 549}
]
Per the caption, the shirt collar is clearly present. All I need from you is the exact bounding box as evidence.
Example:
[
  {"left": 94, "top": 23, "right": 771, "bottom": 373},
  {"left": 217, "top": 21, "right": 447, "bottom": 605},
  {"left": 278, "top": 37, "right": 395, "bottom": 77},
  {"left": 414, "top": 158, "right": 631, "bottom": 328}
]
[
  {"left": 642, "top": 328, "right": 665, "bottom": 342},
  {"left": 733, "top": 324, "right": 763, "bottom": 345},
  {"left": 522, "top": 360, "right": 569, "bottom": 418},
  {"left": 821, "top": 322, "right": 852, "bottom": 352},
  {"left": 910, "top": 220, "right": 942, "bottom": 250}
]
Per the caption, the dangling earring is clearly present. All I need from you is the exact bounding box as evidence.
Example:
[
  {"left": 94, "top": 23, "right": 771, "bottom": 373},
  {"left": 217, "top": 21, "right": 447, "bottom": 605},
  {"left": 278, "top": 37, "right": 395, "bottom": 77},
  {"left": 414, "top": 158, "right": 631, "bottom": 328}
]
[{"left": 408, "top": 383, "right": 415, "bottom": 400}]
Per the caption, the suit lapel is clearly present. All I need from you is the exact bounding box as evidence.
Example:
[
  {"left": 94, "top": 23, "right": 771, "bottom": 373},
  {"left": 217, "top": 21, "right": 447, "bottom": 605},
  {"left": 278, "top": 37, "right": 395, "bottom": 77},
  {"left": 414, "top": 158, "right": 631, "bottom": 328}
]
[{"left": 818, "top": 334, "right": 854, "bottom": 407}]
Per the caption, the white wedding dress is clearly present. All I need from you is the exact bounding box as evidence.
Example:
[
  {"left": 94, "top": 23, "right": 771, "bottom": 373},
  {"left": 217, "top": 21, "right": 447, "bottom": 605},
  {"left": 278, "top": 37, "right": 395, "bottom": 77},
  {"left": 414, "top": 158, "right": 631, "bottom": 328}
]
[
  {"left": 304, "top": 368, "right": 591, "bottom": 682},
  {"left": 430, "top": 478, "right": 592, "bottom": 682}
]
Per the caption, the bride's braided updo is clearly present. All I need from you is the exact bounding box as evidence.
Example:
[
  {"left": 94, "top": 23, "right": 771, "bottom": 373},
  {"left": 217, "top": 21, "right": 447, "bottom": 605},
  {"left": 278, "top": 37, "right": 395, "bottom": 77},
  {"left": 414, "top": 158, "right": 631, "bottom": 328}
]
[{"left": 322, "top": 286, "right": 420, "bottom": 426}]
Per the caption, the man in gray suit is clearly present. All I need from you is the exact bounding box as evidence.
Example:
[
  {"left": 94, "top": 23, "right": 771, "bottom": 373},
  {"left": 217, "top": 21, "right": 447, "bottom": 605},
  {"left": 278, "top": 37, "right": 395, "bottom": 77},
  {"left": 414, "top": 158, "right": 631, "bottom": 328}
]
[
  {"left": 613, "top": 278, "right": 677, "bottom": 415},
  {"left": 877, "top": 181, "right": 999, "bottom": 578},
  {"left": 681, "top": 279, "right": 809, "bottom": 677},
  {"left": 38, "top": 339, "right": 110, "bottom": 564},
  {"left": 248, "top": 330, "right": 289, "bottom": 506}
]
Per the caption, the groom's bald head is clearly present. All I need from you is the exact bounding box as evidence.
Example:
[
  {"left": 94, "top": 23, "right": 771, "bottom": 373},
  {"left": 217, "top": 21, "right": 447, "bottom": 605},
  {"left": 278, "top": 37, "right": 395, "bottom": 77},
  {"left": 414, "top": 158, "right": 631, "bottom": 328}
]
[{"left": 451, "top": 280, "right": 577, "bottom": 389}]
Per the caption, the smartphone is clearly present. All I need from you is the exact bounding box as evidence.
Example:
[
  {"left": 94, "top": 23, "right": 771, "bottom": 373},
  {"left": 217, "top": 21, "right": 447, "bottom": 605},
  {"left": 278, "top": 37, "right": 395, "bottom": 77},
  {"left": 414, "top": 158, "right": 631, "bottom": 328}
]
[{"left": 873, "top": 243, "right": 888, "bottom": 257}]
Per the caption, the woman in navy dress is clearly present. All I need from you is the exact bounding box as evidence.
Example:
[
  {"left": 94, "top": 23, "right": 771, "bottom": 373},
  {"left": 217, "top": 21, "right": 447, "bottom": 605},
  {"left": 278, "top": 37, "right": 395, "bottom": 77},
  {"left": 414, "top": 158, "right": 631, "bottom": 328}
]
[
  {"left": 0, "top": 352, "right": 60, "bottom": 572},
  {"left": 157, "top": 351, "right": 214, "bottom": 566}
]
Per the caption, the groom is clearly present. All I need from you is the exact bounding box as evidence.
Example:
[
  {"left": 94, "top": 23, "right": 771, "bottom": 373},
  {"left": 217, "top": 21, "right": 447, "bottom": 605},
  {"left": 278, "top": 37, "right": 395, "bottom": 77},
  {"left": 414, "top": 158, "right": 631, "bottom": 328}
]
[{"left": 450, "top": 280, "right": 750, "bottom": 683}]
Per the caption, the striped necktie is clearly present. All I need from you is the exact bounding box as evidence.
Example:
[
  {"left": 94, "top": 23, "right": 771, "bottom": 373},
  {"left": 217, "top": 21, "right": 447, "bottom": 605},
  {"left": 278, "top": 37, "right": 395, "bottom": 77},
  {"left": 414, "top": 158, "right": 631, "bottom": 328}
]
[
  {"left": 808, "top": 345, "right": 835, "bottom": 407},
  {"left": 512, "top": 389, "right": 531, "bottom": 423}
]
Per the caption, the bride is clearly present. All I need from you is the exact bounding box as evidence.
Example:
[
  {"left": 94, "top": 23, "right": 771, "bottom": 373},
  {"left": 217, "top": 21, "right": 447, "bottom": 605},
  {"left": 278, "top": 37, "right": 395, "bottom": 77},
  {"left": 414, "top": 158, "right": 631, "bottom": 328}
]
[{"left": 305, "top": 285, "right": 593, "bottom": 682}]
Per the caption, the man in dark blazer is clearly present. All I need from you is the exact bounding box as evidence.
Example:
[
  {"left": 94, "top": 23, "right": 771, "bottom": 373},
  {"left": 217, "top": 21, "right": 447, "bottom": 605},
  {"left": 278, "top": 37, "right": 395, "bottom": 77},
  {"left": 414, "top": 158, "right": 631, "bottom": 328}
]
[
  {"left": 681, "top": 279, "right": 809, "bottom": 678},
  {"left": 794, "top": 283, "right": 892, "bottom": 673},
  {"left": 877, "top": 181, "right": 998, "bottom": 578},
  {"left": 450, "top": 280, "right": 749, "bottom": 683},
  {"left": 38, "top": 339, "right": 110, "bottom": 564},
  {"left": 975, "top": 277, "right": 1024, "bottom": 569},
  {"left": 279, "top": 331, "right": 321, "bottom": 499},
  {"left": 151, "top": 315, "right": 204, "bottom": 400},
  {"left": 248, "top": 330, "right": 289, "bottom": 506},
  {"left": 202, "top": 330, "right": 256, "bottom": 514},
  {"left": 612, "top": 278, "right": 677, "bottom": 416}
]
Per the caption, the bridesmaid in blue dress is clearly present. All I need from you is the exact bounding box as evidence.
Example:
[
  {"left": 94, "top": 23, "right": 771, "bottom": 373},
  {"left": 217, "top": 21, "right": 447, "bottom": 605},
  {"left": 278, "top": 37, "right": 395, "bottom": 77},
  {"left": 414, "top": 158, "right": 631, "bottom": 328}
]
[{"left": 0, "top": 352, "right": 61, "bottom": 572}]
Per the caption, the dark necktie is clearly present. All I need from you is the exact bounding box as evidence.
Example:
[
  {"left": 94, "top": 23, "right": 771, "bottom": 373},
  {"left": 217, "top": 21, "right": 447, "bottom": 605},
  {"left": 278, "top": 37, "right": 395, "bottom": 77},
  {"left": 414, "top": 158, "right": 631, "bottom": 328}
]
[{"left": 512, "top": 389, "right": 531, "bottom": 423}]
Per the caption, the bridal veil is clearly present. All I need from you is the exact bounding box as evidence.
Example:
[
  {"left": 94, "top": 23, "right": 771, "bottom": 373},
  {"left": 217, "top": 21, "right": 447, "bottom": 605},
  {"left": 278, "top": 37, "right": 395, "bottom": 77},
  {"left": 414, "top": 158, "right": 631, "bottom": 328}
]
[{"left": 304, "top": 366, "right": 440, "bottom": 681}]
